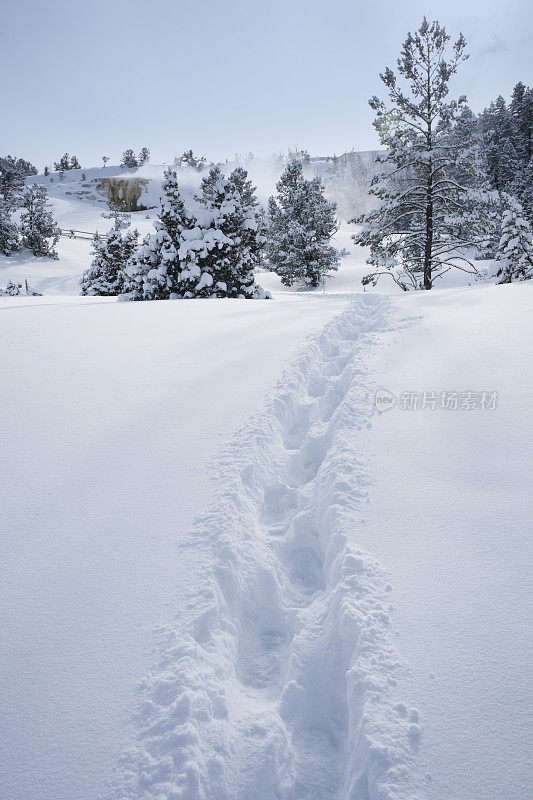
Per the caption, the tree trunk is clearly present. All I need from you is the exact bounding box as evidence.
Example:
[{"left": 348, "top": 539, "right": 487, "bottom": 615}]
[{"left": 424, "top": 195, "right": 433, "bottom": 289}]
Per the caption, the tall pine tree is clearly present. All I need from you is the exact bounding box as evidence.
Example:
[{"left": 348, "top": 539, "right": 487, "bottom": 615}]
[
  {"left": 354, "top": 18, "right": 498, "bottom": 290},
  {"left": 266, "top": 159, "right": 340, "bottom": 287}
]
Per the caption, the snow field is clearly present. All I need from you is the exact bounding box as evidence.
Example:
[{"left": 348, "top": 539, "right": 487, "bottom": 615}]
[{"left": 108, "top": 295, "right": 418, "bottom": 800}]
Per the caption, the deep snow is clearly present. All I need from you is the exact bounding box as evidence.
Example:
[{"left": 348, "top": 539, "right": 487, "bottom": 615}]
[{"left": 0, "top": 167, "right": 531, "bottom": 800}]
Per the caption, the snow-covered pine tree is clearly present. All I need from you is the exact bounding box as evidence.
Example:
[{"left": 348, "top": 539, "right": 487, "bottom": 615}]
[
  {"left": 197, "top": 165, "right": 226, "bottom": 209},
  {"left": 0, "top": 199, "right": 20, "bottom": 255},
  {"left": 354, "top": 19, "right": 498, "bottom": 290},
  {"left": 138, "top": 148, "right": 150, "bottom": 165},
  {"left": 121, "top": 149, "right": 138, "bottom": 168},
  {"left": 495, "top": 202, "right": 533, "bottom": 283},
  {"left": 20, "top": 184, "right": 60, "bottom": 258},
  {"left": 266, "top": 159, "right": 340, "bottom": 287},
  {"left": 195, "top": 166, "right": 268, "bottom": 297},
  {"left": 70, "top": 155, "right": 81, "bottom": 170},
  {"left": 480, "top": 96, "right": 521, "bottom": 194},
  {"left": 0, "top": 155, "right": 34, "bottom": 208},
  {"left": 124, "top": 168, "right": 198, "bottom": 300},
  {"left": 81, "top": 214, "right": 138, "bottom": 296}
]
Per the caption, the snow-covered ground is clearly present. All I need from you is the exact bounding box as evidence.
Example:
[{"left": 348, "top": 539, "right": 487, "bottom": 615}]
[{"left": 1, "top": 170, "right": 531, "bottom": 800}]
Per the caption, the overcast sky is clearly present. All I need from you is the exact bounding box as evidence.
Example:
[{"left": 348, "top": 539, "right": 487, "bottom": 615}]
[{"left": 2, "top": 0, "right": 532, "bottom": 169}]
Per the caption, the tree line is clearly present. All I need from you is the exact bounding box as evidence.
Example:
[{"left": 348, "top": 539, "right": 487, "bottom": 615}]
[{"left": 80, "top": 159, "right": 339, "bottom": 299}]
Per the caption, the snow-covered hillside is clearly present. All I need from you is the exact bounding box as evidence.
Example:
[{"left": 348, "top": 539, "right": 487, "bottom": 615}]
[{"left": 1, "top": 165, "right": 531, "bottom": 800}]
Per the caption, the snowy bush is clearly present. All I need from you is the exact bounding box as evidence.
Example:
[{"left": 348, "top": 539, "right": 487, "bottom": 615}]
[{"left": 0, "top": 281, "right": 22, "bottom": 296}]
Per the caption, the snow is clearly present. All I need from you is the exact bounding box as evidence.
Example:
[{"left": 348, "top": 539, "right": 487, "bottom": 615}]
[
  {"left": 0, "top": 292, "right": 349, "bottom": 800},
  {"left": 0, "top": 165, "right": 531, "bottom": 800}
]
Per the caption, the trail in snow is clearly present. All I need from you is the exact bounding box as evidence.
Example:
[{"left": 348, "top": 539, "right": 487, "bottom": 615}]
[{"left": 107, "top": 295, "right": 420, "bottom": 800}]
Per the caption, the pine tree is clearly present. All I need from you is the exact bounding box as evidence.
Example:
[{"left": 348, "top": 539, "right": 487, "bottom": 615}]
[
  {"left": 176, "top": 150, "right": 207, "bottom": 171},
  {"left": 197, "top": 165, "right": 227, "bottom": 209},
  {"left": 124, "top": 168, "right": 196, "bottom": 299},
  {"left": 81, "top": 220, "right": 138, "bottom": 296},
  {"left": 121, "top": 149, "right": 138, "bottom": 168},
  {"left": 445, "top": 106, "right": 502, "bottom": 257},
  {"left": 125, "top": 168, "right": 269, "bottom": 300},
  {"left": 495, "top": 202, "right": 533, "bottom": 282},
  {"left": 20, "top": 185, "right": 60, "bottom": 258},
  {"left": 0, "top": 199, "right": 20, "bottom": 255},
  {"left": 138, "top": 147, "right": 150, "bottom": 165},
  {"left": 54, "top": 153, "right": 73, "bottom": 172},
  {"left": 266, "top": 159, "right": 340, "bottom": 287},
  {"left": 197, "top": 166, "right": 267, "bottom": 297},
  {"left": 480, "top": 97, "right": 520, "bottom": 192},
  {"left": 509, "top": 82, "right": 533, "bottom": 164},
  {"left": 0, "top": 155, "right": 37, "bottom": 207},
  {"left": 354, "top": 18, "right": 496, "bottom": 290},
  {"left": 70, "top": 155, "right": 81, "bottom": 170},
  {"left": 44, "top": 166, "right": 50, "bottom": 176}
]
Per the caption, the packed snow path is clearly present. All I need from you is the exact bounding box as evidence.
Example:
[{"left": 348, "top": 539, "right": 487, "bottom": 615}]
[{"left": 108, "top": 295, "right": 414, "bottom": 800}]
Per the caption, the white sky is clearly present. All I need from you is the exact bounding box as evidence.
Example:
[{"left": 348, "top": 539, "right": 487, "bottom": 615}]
[{"left": 2, "top": 0, "right": 532, "bottom": 169}]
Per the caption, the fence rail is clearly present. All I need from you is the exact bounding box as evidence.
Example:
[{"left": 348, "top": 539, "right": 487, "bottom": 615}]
[{"left": 60, "top": 228, "right": 108, "bottom": 241}]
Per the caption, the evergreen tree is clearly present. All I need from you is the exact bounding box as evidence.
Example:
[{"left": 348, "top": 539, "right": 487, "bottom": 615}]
[
  {"left": 70, "top": 155, "right": 81, "bottom": 170},
  {"left": 124, "top": 168, "right": 196, "bottom": 299},
  {"left": 54, "top": 153, "right": 74, "bottom": 172},
  {"left": 480, "top": 97, "right": 520, "bottom": 192},
  {"left": 445, "top": 106, "right": 502, "bottom": 256},
  {"left": 266, "top": 159, "right": 340, "bottom": 287},
  {"left": 197, "top": 166, "right": 267, "bottom": 297},
  {"left": 0, "top": 155, "right": 37, "bottom": 207},
  {"left": 0, "top": 199, "right": 20, "bottom": 255},
  {"left": 509, "top": 82, "right": 533, "bottom": 164},
  {"left": 125, "top": 168, "right": 268, "bottom": 300},
  {"left": 197, "top": 165, "right": 227, "bottom": 209},
  {"left": 176, "top": 150, "right": 207, "bottom": 171},
  {"left": 81, "top": 216, "right": 138, "bottom": 296},
  {"left": 354, "top": 18, "right": 495, "bottom": 290},
  {"left": 121, "top": 149, "right": 138, "bottom": 168},
  {"left": 44, "top": 166, "right": 50, "bottom": 176},
  {"left": 138, "top": 147, "right": 150, "bottom": 165},
  {"left": 20, "top": 185, "right": 60, "bottom": 258},
  {"left": 495, "top": 202, "right": 533, "bottom": 283}
]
